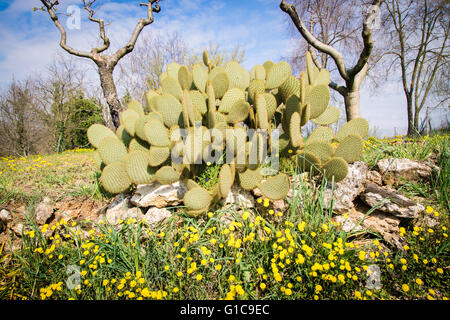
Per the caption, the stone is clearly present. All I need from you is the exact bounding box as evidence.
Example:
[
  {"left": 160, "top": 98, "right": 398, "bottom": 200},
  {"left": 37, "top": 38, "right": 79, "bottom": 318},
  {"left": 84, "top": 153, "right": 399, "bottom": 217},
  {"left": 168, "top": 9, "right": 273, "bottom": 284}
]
[
  {"left": 333, "top": 205, "right": 403, "bottom": 250},
  {"left": 323, "top": 161, "right": 369, "bottom": 214},
  {"left": 0, "top": 209, "right": 12, "bottom": 223},
  {"left": 11, "top": 223, "right": 24, "bottom": 237},
  {"left": 366, "top": 170, "right": 383, "bottom": 186},
  {"left": 34, "top": 197, "right": 54, "bottom": 225},
  {"left": 376, "top": 158, "right": 435, "bottom": 186},
  {"left": 224, "top": 184, "right": 255, "bottom": 208},
  {"left": 130, "top": 181, "right": 187, "bottom": 208},
  {"left": 105, "top": 197, "right": 144, "bottom": 225},
  {"left": 359, "top": 183, "right": 424, "bottom": 219},
  {"left": 143, "top": 207, "right": 173, "bottom": 227}
]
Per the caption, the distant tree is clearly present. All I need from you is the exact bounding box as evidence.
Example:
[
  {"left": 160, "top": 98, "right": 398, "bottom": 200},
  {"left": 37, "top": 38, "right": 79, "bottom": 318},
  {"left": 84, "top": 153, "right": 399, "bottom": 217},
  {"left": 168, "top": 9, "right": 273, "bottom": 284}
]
[
  {"left": 382, "top": 0, "right": 449, "bottom": 136},
  {"left": 0, "top": 80, "right": 44, "bottom": 156},
  {"left": 280, "top": 0, "right": 385, "bottom": 121},
  {"left": 37, "top": 0, "right": 162, "bottom": 129},
  {"left": 64, "top": 93, "right": 105, "bottom": 149},
  {"left": 34, "top": 55, "right": 85, "bottom": 152},
  {"left": 117, "top": 32, "right": 246, "bottom": 101}
]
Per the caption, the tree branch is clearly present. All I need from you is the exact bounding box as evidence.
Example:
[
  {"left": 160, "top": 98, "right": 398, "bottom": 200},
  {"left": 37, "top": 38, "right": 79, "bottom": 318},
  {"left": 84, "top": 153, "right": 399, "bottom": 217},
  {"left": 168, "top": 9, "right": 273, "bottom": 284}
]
[
  {"left": 111, "top": 0, "right": 161, "bottom": 65},
  {"left": 348, "top": 0, "right": 385, "bottom": 77},
  {"left": 280, "top": 0, "right": 349, "bottom": 81},
  {"left": 82, "top": 0, "right": 110, "bottom": 55},
  {"left": 40, "top": 0, "right": 94, "bottom": 59}
]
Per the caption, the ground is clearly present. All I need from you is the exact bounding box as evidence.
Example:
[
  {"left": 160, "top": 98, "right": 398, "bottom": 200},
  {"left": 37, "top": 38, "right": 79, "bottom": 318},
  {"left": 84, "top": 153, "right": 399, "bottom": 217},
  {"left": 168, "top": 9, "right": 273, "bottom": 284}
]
[{"left": 0, "top": 135, "right": 448, "bottom": 300}]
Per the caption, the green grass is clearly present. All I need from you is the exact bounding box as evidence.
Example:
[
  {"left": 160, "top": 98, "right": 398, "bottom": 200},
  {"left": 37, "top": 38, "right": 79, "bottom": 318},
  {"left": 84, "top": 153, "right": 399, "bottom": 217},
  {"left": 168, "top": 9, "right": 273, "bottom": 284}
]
[{"left": 0, "top": 136, "right": 449, "bottom": 300}]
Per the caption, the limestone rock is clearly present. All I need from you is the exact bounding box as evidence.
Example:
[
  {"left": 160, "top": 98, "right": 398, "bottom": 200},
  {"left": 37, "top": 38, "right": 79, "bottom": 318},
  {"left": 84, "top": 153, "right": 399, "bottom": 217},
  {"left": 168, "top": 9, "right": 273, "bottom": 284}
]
[
  {"left": 105, "top": 197, "right": 144, "bottom": 225},
  {"left": 35, "top": 197, "right": 54, "bottom": 225},
  {"left": 333, "top": 206, "right": 403, "bottom": 249},
  {"left": 0, "top": 209, "right": 12, "bottom": 223},
  {"left": 366, "top": 170, "right": 383, "bottom": 186},
  {"left": 323, "top": 161, "right": 369, "bottom": 214},
  {"left": 359, "top": 183, "right": 424, "bottom": 219},
  {"left": 224, "top": 184, "right": 255, "bottom": 208},
  {"left": 130, "top": 181, "right": 187, "bottom": 208},
  {"left": 376, "top": 158, "right": 435, "bottom": 186},
  {"left": 11, "top": 223, "right": 24, "bottom": 237},
  {"left": 143, "top": 207, "right": 172, "bottom": 227}
]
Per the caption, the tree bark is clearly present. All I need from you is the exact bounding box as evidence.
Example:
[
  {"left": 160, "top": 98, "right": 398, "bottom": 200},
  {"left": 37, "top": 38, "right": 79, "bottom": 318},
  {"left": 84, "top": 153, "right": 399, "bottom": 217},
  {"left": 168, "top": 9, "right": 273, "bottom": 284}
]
[
  {"left": 344, "top": 89, "right": 361, "bottom": 121},
  {"left": 97, "top": 62, "right": 122, "bottom": 129}
]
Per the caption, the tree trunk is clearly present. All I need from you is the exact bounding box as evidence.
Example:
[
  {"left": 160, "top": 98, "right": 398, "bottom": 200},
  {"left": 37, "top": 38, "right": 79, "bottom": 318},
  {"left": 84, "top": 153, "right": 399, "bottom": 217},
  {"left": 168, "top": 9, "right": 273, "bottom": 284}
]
[
  {"left": 343, "top": 88, "right": 361, "bottom": 121},
  {"left": 406, "top": 94, "right": 416, "bottom": 136},
  {"left": 98, "top": 64, "right": 122, "bottom": 129}
]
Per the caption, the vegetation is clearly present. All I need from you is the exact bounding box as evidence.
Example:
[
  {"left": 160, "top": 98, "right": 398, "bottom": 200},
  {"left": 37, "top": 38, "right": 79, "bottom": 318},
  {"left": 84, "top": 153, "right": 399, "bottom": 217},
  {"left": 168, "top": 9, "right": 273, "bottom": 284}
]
[{"left": 0, "top": 134, "right": 448, "bottom": 300}]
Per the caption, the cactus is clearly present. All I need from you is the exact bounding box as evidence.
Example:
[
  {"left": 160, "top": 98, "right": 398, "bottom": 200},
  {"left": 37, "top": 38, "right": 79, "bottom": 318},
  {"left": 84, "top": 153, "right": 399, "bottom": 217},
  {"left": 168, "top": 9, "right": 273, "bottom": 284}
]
[
  {"left": 193, "top": 63, "right": 208, "bottom": 92},
  {"left": 266, "top": 61, "right": 291, "bottom": 90},
  {"left": 321, "top": 157, "right": 348, "bottom": 182},
  {"left": 155, "top": 166, "right": 180, "bottom": 185},
  {"left": 148, "top": 146, "right": 170, "bottom": 167},
  {"left": 183, "top": 187, "right": 212, "bottom": 217},
  {"left": 87, "top": 124, "right": 117, "bottom": 148},
  {"left": 306, "top": 126, "right": 334, "bottom": 144},
  {"left": 311, "top": 106, "right": 340, "bottom": 125},
  {"left": 178, "top": 65, "right": 193, "bottom": 90},
  {"left": 305, "top": 84, "right": 330, "bottom": 119},
  {"left": 304, "top": 140, "right": 334, "bottom": 163},
  {"left": 98, "top": 136, "right": 128, "bottom": 165},
  {"left": 289, "top": 111, "right": 303, "bottom": 148},
  {"left": 219, "top": 88, "right": 245, "bottom": 113},
  {"left": 128, "top": 137, "right": 150, "bottom": 152},
  {"left": 219, "top": 164, "right": 233, "bottom": 198},
  {"left": 258, "top": 174, "right": 290, "bottom": 200},
  {"left": 238, "top": 167, "right": 262, "bottom": 190},
  {"left": 88, "top": 51, "right": 369, "bottom": 217},
  {"left": 125, "top": 151, "right": 156, "bottom": 184},
  {"left": 335, "top": 118, "right": 369, "bottom": 142},
  {"left": 225, "top": 61, "right": 249, "bottom": 90},
  {"left": 250, "top": 65, "right": 266, "bottom": 81},
  {"left": 144, "top": 118, "right": 170, "bottom": 147},
  {"left": 334, "top": 134, "right": 364, "bottom": 163},
  {"left": 100, "top": 162, "right": 132, "bottom": 194}
]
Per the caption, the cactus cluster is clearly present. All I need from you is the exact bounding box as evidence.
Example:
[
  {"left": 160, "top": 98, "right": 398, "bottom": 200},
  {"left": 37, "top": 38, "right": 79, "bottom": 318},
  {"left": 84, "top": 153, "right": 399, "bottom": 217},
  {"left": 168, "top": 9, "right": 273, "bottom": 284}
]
[{"left": 87, "top": 51, "right": 368, "bottom": 217}]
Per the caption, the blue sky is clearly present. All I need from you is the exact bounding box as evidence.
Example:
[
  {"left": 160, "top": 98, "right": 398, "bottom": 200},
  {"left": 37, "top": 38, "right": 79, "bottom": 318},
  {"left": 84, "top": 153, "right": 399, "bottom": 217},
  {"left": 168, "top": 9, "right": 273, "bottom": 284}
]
[{"left": 0, "top": 0, "right": 446, "bottom": 136}]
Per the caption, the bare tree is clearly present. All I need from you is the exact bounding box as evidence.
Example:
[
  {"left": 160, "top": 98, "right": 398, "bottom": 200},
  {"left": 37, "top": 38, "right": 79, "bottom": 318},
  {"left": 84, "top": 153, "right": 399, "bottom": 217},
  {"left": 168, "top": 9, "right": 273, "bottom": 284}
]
[
  {"left": 280, "top": 0, "right": 384, "bottom": 121},
  {"left": 34, "top": 55, "right": 86, "bottom": 152},
  {"left": 117, "top": 34, "right": 246, "bottom": 101},
  {"left": 38, "top": 0, "right": 162, "bottom": 129},
  {"left": 0, "top": 80, "right": 47, "bottom": 156},
  {"left": 117, "top": 32, "right": 190, "bottom": 100},
  {"left": 383, "top": 0, "right": 449, "bottom": 136}
]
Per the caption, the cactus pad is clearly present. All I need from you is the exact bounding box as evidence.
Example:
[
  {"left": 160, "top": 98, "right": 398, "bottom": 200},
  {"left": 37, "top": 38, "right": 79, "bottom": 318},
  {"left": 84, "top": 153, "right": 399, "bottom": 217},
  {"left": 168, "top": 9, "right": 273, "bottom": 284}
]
[
  {"left": 125, "top": 151, "right": 156, "bottom": 184},
  {"left": 311, "top": 106, "right": 340, "bottom": 125},
  {"left": 335, "top": 118, "right": 369, "bottom": 142},
  {"left": 266, "top": 61, "right": 291, "bottom": 90},
  {"left": 100, "top": 162, "right": 132, "bottom": 194},
  {"left": 98, "top": 136, "right": 128, "bottom": 165},
  {"left": 87, "top": 124, "right": 117, "bottom": 148},
  {"left": 334, "top": 134, "right": 364, "bottom": 163},
  {"left": 258, "top": 173, "right": 290, "bottom": 200},
  {"left": 322, "top": 157, "right": 348, "bottom": 182}
]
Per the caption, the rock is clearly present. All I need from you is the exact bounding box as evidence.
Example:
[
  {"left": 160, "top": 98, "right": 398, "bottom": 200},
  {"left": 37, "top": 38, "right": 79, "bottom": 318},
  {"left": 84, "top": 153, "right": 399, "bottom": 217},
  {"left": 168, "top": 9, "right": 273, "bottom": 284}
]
[
  {"left": 323, "top": 161, "right": 369, "bottom": 214},
  {"left": 366, "top": 170, "right": 383, "bottom": 186},
  {"left": 11, "top": 223, "right": 24, "bottom": 237},
  {"left": 143, "top": 207, "right": 172, "bottom": 228},
  {"left": 376, "top": 158, "right": 435, "bottom": 186},
  {"left": 0, "top": 209, "right": 12, "bottom": 223},
  {"left": 34, "top": 197, "right": 54, "bottom": 225},
  {"left": 359, "top": 183, "right": 424, "bottom": 219},
  {"left": 333, "top": 206, "right": 403, "bottom": 250},
  {"left": 224, "top": 184, "right": 255, "bottom": 208},
  {"left": 130, "top": 181, "right": 187, "bottom": 208},
  {"left": 105, "top": 197, "right": 144, "bottom": 225}
]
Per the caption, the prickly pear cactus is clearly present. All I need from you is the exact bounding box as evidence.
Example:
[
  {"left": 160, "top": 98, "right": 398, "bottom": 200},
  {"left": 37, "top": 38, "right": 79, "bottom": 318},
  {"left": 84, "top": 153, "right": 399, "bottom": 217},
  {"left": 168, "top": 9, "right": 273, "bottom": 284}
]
[{"left": 88, "top": 52, "right": 368, "bottom": 217}]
